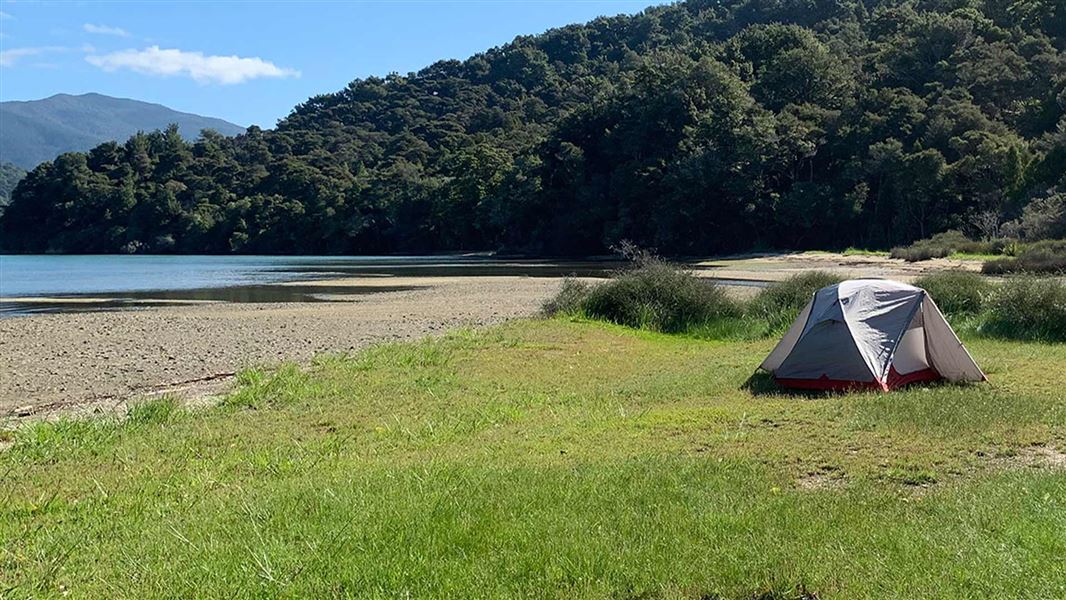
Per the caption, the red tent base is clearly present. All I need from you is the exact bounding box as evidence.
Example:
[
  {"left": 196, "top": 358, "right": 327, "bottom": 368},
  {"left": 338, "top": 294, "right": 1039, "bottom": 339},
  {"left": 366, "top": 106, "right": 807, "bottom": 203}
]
[{"left": 775, "top": 367, "right": 941, "bottom": 392}]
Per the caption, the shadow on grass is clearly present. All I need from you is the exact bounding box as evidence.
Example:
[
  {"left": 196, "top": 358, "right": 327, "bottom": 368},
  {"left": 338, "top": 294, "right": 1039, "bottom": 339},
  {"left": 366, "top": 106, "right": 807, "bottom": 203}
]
[
  {"left": 741, "top": 371, "right": 833, "bottom": 398},
  {"left": 742, "top": 371, "right": 977, "bottom": 397}
]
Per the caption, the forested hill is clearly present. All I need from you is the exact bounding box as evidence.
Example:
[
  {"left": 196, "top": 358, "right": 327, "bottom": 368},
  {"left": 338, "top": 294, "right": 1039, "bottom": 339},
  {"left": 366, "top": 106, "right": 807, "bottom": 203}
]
[{"left": 2, "top": 0, "right": 1063, "bottom": 255}]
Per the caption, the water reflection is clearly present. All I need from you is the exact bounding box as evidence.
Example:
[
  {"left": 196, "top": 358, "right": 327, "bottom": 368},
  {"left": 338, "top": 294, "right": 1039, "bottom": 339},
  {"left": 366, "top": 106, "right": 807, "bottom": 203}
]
[{"left": 0, "top": 255, "right": 769, "bottom": 317}]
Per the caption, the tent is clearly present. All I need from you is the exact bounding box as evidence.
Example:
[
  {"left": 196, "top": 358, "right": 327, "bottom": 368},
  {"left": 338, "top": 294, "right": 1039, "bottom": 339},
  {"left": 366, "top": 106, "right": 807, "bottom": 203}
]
[{"left": 760, "top": 279, "right": 985, "bottom": 391}]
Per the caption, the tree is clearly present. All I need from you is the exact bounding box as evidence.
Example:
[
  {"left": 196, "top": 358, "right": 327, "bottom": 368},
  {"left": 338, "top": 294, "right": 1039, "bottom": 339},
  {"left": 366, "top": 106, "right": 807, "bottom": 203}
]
[{"left": 1, "top": 0, "right": 1063, "bottom": 254}]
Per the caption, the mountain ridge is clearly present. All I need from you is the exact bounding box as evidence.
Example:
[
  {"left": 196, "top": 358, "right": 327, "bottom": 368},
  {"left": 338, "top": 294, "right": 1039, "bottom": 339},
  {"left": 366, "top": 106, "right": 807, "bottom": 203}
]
[{"left": 0, "top": 93, "right": 245, "bottom": 169}]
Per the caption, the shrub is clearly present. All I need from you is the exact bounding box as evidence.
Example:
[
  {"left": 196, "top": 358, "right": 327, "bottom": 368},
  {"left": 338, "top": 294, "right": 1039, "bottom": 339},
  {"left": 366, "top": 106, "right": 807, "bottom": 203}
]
[
  {"left": 981, "top": 277, "right": 1066, "bottom": 342},
  {"left": 891, "top": 231, "right": 970, "bottom": 261},
  {"left": 982, "top": 239, "right": 1066, "bottom": 275},
  {"left": 912, "top": 271, "right": 991, "bottom": 316},
  {"left": 747, "top": 271, "right": 842, "bottom": 333},
  {"left": 581, "top": 257, "right": 740, "bottom": 333},
  {"left": 541, "top": 278, "right": 591, "bottom": 316},
  {"left": 890, "top": 230, "right": 1009, "bottom": 262}
]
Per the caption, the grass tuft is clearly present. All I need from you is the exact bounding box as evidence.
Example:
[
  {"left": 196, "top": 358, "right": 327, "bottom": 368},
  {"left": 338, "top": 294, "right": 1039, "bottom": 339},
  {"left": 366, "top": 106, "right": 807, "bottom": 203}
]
[
  {"left": 581, "top": 260, "right": 740, "bottom": 332},
  {"left": 125, "top": 396, "right": 180, "bottom": 426},
  {"left": 542, "top": 246, "right": 741, "bottom": 334}
]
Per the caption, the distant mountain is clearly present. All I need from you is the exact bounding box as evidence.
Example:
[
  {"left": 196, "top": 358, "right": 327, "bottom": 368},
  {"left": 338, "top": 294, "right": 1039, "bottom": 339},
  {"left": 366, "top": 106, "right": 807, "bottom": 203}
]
[{"left": 0, "top": 93, "right": 245, "bottom": 169}]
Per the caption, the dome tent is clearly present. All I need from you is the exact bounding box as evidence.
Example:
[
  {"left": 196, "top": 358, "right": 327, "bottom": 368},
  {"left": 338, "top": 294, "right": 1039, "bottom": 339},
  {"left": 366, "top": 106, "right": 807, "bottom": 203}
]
[{"left": 760, "top": 279, "right": 985, "bottom": 391}]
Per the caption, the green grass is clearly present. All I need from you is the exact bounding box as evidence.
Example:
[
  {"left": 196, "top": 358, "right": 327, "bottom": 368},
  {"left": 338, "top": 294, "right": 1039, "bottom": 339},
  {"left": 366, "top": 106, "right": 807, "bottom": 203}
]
[
  {"left": 842, "top": 247, "right": 890, "bottom": 257},
  {"left": 2, "top": 320, "right": 1065, "bottom": 599}
]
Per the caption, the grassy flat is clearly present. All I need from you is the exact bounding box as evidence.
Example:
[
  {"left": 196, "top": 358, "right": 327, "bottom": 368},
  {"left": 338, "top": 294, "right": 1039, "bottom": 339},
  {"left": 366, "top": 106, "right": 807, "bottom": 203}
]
[{"left": 2, "top": 319, "right": 1064, "bottom": 598}]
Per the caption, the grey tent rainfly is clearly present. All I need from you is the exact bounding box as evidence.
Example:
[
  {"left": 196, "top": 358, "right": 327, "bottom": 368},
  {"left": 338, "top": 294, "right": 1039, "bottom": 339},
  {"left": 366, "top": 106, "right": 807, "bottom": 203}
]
[{"left": 760, "top": 279, "right": 985, "bottom": 391}]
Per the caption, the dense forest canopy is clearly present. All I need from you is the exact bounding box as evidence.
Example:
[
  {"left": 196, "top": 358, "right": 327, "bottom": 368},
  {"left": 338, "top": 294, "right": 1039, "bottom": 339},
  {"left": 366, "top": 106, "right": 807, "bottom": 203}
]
[
  {"left": 0, "top": 162, "right": 27, "bottom": 213},
  {"left": 1, "top": 0, "right": 1063, "bottom": 255}
]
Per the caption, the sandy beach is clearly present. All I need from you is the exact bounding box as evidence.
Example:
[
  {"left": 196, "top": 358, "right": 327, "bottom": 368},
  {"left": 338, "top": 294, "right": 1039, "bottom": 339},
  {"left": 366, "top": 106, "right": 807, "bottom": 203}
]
[
  {"left": 0, "top": 253, "right": 980, "bottom": 420},
  {"left": 0, "top": 276, "right": 563, "bottom": 420}
]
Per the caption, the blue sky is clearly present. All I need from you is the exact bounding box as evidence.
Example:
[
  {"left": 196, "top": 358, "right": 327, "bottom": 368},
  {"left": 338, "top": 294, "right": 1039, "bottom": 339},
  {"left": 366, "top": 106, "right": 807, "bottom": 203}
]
[{"left": 1, "top": 1, "right": 668, "bottom": 128}]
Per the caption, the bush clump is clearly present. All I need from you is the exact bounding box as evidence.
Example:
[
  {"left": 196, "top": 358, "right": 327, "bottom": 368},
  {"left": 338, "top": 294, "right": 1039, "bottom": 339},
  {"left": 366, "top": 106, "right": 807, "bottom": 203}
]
[
  {"left": 891, "top": 231, "right": 1009, "bottom": 262},
  {"left": 981, "top": 277, "right": 1066, "bottom": 342},
  {"left": 540, "top": 278, "right": 591, "bottom": 316},
  {"left": 912, "top": 271, "right": 992, "bottom": 316},
  {"left": 581, "top": 257, "right": 740, "bottom": 333},
  {"left": 542, "top": 244, "right": 739, "bottom": 333},
  {"left": 982, "top": 239, "right": 1066, "bottom": 275},
  {"left": 540, "top": 243, "right": 1064, "bottom": 344},
  {"left": 746, "top": 271, "right": 842, "bottom": 333}
]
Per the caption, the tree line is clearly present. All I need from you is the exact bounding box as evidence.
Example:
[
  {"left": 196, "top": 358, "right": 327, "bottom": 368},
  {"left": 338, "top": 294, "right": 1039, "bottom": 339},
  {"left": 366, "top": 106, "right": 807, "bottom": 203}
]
[{"left": 1, "top": 0, "right": 1063, "bottom": 255}]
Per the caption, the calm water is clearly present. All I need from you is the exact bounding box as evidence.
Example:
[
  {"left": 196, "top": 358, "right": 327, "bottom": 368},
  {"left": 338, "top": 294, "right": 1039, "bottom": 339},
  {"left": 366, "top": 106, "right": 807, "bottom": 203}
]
[
  {"left": 0, "top": 254, "right": 767, "bottom": 316},
  {"left": 0, "top": 255, "right": 436, "bottom": 297},
  {"left": 0, "top": 255, "right": 616, "bottom": 316}
]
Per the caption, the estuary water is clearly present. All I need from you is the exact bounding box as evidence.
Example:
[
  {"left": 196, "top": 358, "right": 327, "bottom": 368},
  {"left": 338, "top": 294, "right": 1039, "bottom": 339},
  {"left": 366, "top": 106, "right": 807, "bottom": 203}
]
[
  {"left": 0, "top": 254, "right": 768, "bottom": 316},
  {"left": 0, "top": 254, "right": 618, "bottom": 315}
]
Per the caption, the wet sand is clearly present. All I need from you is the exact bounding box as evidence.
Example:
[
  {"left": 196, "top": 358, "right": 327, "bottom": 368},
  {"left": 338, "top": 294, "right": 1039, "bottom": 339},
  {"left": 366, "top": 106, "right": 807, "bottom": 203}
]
[
  {"left": 0, "top": 276, "right": 563, "bottom": 420},
  {"left": 0, "top": 253, "right": 979, "bottom": 420}
]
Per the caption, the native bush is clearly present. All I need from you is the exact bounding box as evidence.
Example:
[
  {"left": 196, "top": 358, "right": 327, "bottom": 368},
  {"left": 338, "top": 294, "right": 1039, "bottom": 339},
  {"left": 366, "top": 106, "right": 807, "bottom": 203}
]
[
  {"left": 912, "top": 271, "right": 992, "bottom": 316},
  {"left": 581, "top": 258, "right": 740, "bottom": 333},
  {"left": 982, "top": 239, "right": 1066, "bottom": 275},
  {"left": 541, "top": 245, "right": 741, "bottom": 333},
  {"left": 541, "top": 278, "right": 591, "bottom": 316},
  {"left": 746, "top": 271, "right": 842, "bottom": 333},
  {"left": 980, "top": 277, "right": 1066, "bottom": 342},
  {"left": 890, "top": 231, "right": 1010, "bottom": 262}
]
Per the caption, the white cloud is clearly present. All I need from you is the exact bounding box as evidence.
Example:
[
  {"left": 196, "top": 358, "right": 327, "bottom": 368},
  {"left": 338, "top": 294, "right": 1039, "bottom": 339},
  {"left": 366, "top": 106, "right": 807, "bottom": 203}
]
[
  {"left": 86, "top": 46, "right": 299, "bottom": 84},
  {"left": 83, "top": 23, "right": 130, "bottom": 37},
  {"left": 0, "top": 46, "right": 65, "bottom": 67},
  {"left": 0, "top": 11, "right": 13, "bottom": 20}
]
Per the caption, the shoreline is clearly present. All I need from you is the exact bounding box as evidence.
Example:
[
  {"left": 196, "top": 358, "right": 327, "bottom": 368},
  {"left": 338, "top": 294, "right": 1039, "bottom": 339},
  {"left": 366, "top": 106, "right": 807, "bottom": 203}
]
[
  {"left": 0, "top": 275, "right": 563, "bottom": 421},
  {"left": 0, "top": 253, "right": 983, "bottom": 422}
]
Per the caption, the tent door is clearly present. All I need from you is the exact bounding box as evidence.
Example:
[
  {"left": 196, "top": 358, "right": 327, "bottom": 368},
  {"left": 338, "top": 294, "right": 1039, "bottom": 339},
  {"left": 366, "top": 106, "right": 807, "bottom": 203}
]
[{"left": 891, "top": 311, "right": 930, "bottom": 375}]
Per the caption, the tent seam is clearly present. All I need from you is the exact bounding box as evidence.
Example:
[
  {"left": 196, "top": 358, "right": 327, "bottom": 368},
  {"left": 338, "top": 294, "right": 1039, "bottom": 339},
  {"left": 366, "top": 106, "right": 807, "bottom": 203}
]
[
  {"left": 836, "top": 288, "right": 880, "bottom": 383},
  {"left": 880, "top": 291, "right": 927, "bottom": 381},
  {"left": 797, "top": 290, "right": 817, "bottom": 337}
]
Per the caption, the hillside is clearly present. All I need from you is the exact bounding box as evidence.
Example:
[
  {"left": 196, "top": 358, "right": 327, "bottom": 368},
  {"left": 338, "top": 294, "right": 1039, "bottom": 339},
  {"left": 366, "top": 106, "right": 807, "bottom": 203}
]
[
  {"left": 0, "top": 93, "right": 245, "bottom": 169},
  {"left": 0, "top": 162, "right": 27, "bottom": 213},
  {"left": 1, "top": 0, "right": 1063, "bottom": 254}
]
